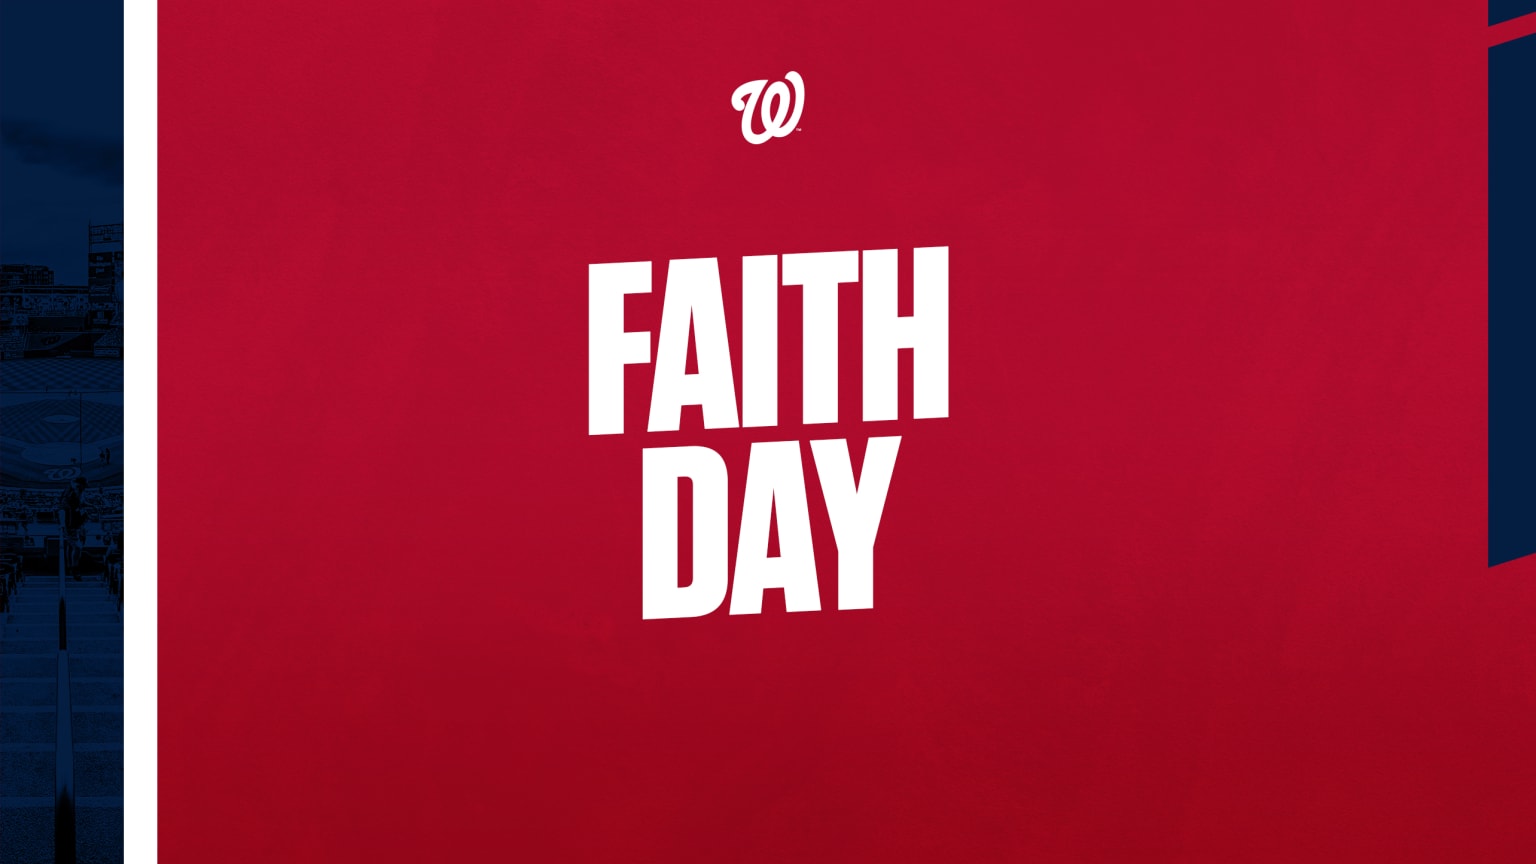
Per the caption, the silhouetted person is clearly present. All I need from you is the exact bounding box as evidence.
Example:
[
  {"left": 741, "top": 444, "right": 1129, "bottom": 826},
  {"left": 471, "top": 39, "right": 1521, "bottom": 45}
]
[{"left": 59, "top": 477, "right": 88, "bottom": 580}]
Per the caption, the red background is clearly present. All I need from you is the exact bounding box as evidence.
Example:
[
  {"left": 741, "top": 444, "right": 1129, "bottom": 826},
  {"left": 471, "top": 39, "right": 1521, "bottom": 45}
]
[{"left": 160, "top": 2, "right": 1535, "bottom": 860}]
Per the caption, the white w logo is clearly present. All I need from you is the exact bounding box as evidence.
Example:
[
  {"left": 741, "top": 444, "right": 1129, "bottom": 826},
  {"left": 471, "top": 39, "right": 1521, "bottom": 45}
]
[{"left": 731, "top": 72, "right": 804, "bottom": 145}]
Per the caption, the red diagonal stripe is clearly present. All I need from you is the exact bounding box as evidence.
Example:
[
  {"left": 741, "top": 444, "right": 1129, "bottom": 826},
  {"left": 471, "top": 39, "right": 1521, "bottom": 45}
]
[{"left": 1492, "top": 10, "right": 1536, "bottom": 46}]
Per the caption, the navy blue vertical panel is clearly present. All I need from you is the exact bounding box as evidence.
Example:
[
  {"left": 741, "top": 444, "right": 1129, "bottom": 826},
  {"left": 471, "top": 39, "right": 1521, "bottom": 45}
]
[
  {"left": 1490, "top": 34, "right": 1536, "bottom": 565},
  {"left": 0, "top": 2, "right": 123, "bottom": 270},
  {"left": 0, "top": 4, "right": 124, "bottom": 863},
  {"left": 1492, "top": 2, "right": 1536, "bottom": 26}
]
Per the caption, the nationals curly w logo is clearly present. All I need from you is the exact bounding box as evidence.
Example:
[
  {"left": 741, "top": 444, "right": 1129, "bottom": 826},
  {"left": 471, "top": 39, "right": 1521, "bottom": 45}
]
[{"left": 731, "top": 72, "right": 804, "bottom": 144}]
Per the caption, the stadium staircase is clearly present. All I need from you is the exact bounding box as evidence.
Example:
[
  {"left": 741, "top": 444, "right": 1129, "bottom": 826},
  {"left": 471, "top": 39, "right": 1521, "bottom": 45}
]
[{"left": 1, "top": 569, "right": 123, "bottom": 863}]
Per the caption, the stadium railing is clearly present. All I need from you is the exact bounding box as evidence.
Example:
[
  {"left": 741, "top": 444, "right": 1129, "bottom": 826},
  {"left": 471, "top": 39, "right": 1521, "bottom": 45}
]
[{"left": 55, "top": 511, "right": 77, "bottom": 864}]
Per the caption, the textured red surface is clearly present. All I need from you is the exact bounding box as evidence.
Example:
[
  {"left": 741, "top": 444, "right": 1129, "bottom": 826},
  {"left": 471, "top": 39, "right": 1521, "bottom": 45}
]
[{"left": 160, "top": 2, "right": 1533, "bottom": 860}]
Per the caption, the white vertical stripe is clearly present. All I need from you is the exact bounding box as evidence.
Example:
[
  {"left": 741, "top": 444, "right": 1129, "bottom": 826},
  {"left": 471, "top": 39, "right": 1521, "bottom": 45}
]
[{"left": 123, "top": 1, "right": 158, "bottom": 861}]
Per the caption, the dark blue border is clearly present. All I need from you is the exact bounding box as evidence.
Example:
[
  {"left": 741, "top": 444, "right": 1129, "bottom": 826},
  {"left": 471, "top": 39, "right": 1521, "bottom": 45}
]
[{"left": 1490, "top": 32, "right": 1536, "bottom": 564}]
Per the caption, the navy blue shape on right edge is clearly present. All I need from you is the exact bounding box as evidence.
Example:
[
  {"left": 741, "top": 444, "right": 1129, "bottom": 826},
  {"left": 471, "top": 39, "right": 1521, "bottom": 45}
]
[
  {"left": 1491, "top": 2, "right": 1536, "bottom": 26},
  {"left": 1490, "top": 33, "right": 1536, "bottom": 565}
]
